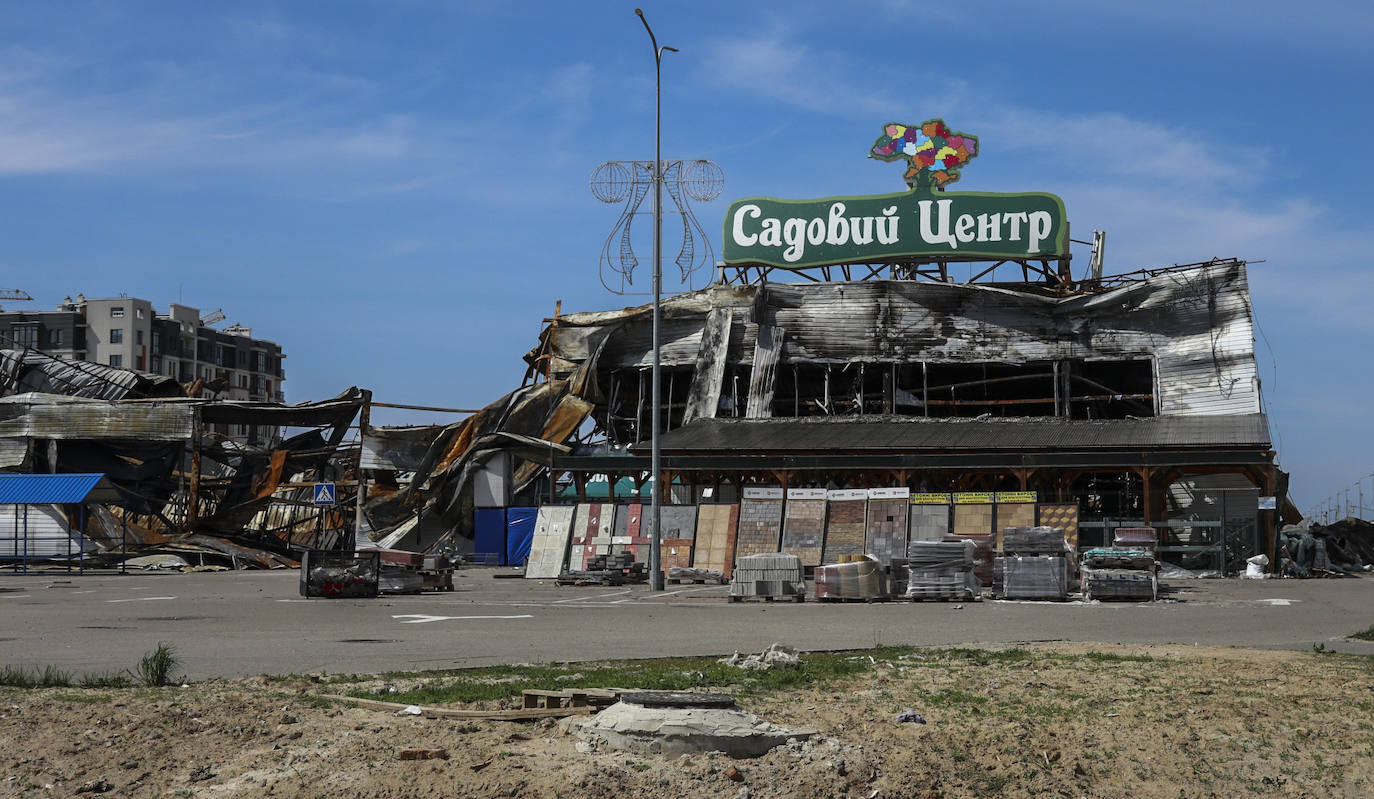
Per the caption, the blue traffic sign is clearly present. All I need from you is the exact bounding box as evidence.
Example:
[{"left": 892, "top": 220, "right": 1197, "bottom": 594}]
[{"left": 312, "top": 482, "right": 337, "bottom": 506}]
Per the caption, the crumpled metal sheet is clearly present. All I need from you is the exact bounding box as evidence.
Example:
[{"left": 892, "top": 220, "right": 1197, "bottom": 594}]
[{"left": 0, "top": 349, "right": 183, "bottom": 401}]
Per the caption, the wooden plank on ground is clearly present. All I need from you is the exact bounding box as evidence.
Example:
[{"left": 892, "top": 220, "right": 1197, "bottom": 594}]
[{"left": 319, "top": 694, "right": 597, "bottom": 721}]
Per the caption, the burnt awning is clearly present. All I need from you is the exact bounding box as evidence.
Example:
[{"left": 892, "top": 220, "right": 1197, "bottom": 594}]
[{"left": 638, "top": 413, "right": 1271, "bottom": 454}]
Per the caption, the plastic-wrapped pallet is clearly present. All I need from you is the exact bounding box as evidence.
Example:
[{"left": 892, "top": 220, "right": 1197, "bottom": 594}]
[
  {"left": 1080, "top": 547, "right": 1155, "bottom": 571},
  {"left": 1082, "top": 567, "right": 1157, "bottom": 600},
  {"left": 993, "top": 555, "right": 1067, "bottom": 599},
  {"left": 1000, "top": 526, "right": 1068, "bottom": 555},
  {"left": 814, "top": 555, "right": 888, "bottom": 600},
  {"left": 903, "top": 539, "right": 978, "bottom": 600},
  {"left": 728, "top": 553, "right": 805, "bottom": 600},
  {"left": 1113, "top": 527, "right": 1157, "bottom": 550}
]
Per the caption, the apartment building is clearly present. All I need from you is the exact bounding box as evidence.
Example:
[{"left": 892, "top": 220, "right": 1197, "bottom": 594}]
[{"left": 0, "top": 294, "right": 286, "bottom": 406}]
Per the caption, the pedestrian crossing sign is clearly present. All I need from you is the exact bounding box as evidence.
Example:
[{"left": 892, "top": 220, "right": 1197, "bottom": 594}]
[{"left": 312, "top": 482, "right": 336, "bottom": 506}]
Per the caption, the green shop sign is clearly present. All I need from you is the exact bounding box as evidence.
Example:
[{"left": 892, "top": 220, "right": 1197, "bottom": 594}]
[{"left": 722, "top": 120, "right": 1068, "bottom": 268}]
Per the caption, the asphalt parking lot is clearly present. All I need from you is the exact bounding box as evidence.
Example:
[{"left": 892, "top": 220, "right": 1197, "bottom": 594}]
[{"left": 3, "top": 568, "right": 1373, "bottom": 679}]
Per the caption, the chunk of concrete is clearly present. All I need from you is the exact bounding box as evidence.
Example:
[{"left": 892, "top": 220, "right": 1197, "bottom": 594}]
[{"left": 571, "top": 701, "right": 813, "bottom": 758}]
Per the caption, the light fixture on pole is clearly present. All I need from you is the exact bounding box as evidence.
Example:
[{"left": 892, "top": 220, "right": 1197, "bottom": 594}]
[{"left": 636, "top": 7, "right": 676, "bottom": 591}]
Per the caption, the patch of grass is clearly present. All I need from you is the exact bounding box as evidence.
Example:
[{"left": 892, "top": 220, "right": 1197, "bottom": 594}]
[
  {"left": 1350, "top": 625, "right": 1374, "bottom": 641},
  {"left": 0, "top": 664, "right": 73, "bottom": 688},
  {"left": 135, "top": 642, "right": 181, "bottom": 687},
  {"left": 923, "top": 688, "right": 989, "bottom": 707},
  {"left": 79, "top": 671, "right": 132, "bottom": 689},
  {"left": 301, "top": 695, "right": 338, "bottom": 710},
  {"left": 1078, "top": 650, "right": 1155, "bottom": 664}
]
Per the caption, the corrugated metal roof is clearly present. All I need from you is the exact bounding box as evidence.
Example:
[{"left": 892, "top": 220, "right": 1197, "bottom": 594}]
[
  {"left": 647, "top": 413, "right": 1271, "bottom": 453},
  {"left": 0, "top": 473, "right": 109, "bottom": 504}
]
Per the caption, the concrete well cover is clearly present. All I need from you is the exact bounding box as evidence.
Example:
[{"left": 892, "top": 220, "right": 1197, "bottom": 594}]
[{"left": 572, "top": 701, "right": 814, "bottom": 758}]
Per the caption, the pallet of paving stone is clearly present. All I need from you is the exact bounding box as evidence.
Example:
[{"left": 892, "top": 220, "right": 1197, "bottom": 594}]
[
  {"left": 728, "top": 553, "right": 806, "bottom": 601},
  {"left": 1000, "top": 526, "right": 1070, "bottom": 555},
  {"left": 945, "top": 534, "right": 994, "bottom": 586},
  {"left": 1082, "top": 567, "right": 1157, "bottom": 601},
  {"left": 992, "top": 555, "right": 1068, "bottom": 600},
  {"left": 667, "top": 566, "right": 725, "bottom": 584},
  {"left": 1112, "top": 527, "right": 1157, "bottom": 550},
  {"left": 902, "top": 540, "right": 979, "bottom": 600},
  {"left": 555, "top": 569, "right": 629, "bottom": 586},
  {"left": 813, "top": 556, "right": 888, "bottom": 600},
  {"left": 1080, "top": 547, "right": 1156, "bottom": 571}
]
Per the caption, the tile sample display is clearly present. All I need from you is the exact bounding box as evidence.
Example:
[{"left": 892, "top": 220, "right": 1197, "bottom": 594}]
[
  {"left": 694, "top": 504, "right": 739, "bottom": 578},
  {"left": 822, "top": 490, "right": 868, "bottom": 564},
  {"left": 735, "top": 487, "right": 784, "bottom": 559},
  {"left": 781, "top": 488, "right": 827, "bottom": 566},
  {"left": 864, "top": 488, "right": 910, "bottom": 566},
  {"left": 524, "top": 506, "right": 575, "bottom": 579}
]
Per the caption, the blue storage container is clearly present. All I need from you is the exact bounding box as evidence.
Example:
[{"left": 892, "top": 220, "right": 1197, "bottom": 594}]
[
  {"left": 473, "top": 508, "right": 506, "bottom": 565},
  {"left": 505, "top": 507, "right": 537, "bottom": 567}
]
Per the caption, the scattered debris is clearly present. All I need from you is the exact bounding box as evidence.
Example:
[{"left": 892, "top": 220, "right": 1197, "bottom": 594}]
[
  {"left": 718, "top": 643, "right": 801, "bottom": 671},
  {"left": 894, "top": 710, "right": 926, "bottom": 724},
  {"left": 319, "top": 694, "right": 597, "bottom": 722}
]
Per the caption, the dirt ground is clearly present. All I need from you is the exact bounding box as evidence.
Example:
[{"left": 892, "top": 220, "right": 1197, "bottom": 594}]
[{"left": 2, "top": 642, "right": 1372, "bottom": 799}]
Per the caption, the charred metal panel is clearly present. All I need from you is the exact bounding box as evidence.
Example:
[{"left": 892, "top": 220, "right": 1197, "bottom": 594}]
[
  {"left": 0, "top": 394, "right": 194, "bottom": 441},
  {"left": 682, "top": 308, "right": 733, "bottom": 425},
  {"left": 362, "top": 426, "right": 444, "bottom": 471},
  {"left": 745, "top": 325, "right": 784, "bottom": 419}
]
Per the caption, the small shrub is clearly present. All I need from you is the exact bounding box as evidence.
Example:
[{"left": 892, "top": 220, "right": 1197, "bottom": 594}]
[
  {"left": 1350, "top": 625, "right": 1374, "bottom": 642},
  {"left": 136, "top": 642, "right": 181, "bottom": 687}
]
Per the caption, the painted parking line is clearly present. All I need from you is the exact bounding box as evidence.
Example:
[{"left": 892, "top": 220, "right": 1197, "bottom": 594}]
[
  {"left": 0, "top": 594, "right": 31, "bottom": 599},
  {"left": 105, "top": 596, "right": 177, "bottom": 603},
  {"left": 392, "top": 614, "right": 533, "bottom": 624},
  {"left": 552, "top": 590, "right": 631, "bottom": 604},
  {"left": 655, "top": 586, "right": 720, "bottom": 598}
]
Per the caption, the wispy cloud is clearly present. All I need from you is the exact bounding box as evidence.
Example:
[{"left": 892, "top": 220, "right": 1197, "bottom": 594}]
[{"left": 697, "top": 30, "right": 958, "bottom": 117}]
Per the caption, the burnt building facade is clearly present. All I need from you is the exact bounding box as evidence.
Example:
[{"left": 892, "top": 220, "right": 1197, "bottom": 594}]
[{"left": 524, "top": 259, "right": 1280, "bottom": 573}]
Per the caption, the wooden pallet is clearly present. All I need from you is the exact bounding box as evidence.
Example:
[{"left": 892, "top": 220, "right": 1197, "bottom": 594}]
[
  {"left": 815, "top": 596, "right": 892, "bottom": 604},
  {"left": 520, "top": 688, "right": 623, "bottom": 710}
]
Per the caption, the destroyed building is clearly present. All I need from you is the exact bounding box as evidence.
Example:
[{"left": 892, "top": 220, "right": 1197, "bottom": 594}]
[{"left": 504, "top": 258, "right": 1284, "bottom": 574}]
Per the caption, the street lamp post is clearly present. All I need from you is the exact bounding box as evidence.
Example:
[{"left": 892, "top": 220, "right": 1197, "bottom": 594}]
[{"left": 636, "top": 8, "right": 676, "bottom": 591}]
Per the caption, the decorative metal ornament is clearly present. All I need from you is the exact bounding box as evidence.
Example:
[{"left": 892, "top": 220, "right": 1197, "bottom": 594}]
[{"left": 591, "top": 158, "right": 723, "bottom": 294}]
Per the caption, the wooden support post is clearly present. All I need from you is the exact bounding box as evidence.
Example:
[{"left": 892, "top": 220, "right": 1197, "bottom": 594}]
[
  {"left": 354, "top": 389, "right": 372, "bottom": 546},
  {"left": 186, "top": 410, "right": 202, "bottom": 533}
]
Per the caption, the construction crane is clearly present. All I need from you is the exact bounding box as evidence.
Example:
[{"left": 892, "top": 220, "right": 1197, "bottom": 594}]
[
  {"left": 199, "top": 308, "right": 225, "bottom": 326},
  {"left": 0, "top": 289, "right": 31, "bottom": 301}
]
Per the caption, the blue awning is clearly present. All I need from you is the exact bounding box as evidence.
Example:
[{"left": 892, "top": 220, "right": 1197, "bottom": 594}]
[{"left": 0, "top": 474, "right": 117, "bottom": 504}]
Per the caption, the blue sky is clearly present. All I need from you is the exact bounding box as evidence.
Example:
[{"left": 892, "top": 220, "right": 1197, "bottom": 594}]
[{"left": 1, "top": 1, "right": 1371, "bottom": 513}]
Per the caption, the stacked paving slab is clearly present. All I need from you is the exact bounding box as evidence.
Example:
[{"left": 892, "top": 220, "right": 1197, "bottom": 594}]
[
  {"left": 728, "top": 553, "right": 805, "bottom": 600},
  {"left": 900, "top": 539, "right": 979, "bottom": 601},
  {"left": 993, "top": 526, "right": 1070, "bottom": 600},
  {"left": 1081, "top": 527, "right": 1159, "bottom": 600}
]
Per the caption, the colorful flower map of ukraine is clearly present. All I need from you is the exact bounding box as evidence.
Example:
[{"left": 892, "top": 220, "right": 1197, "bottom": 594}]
[{"left": 870, "top": 119, "right": 978, "bottom": 192}]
